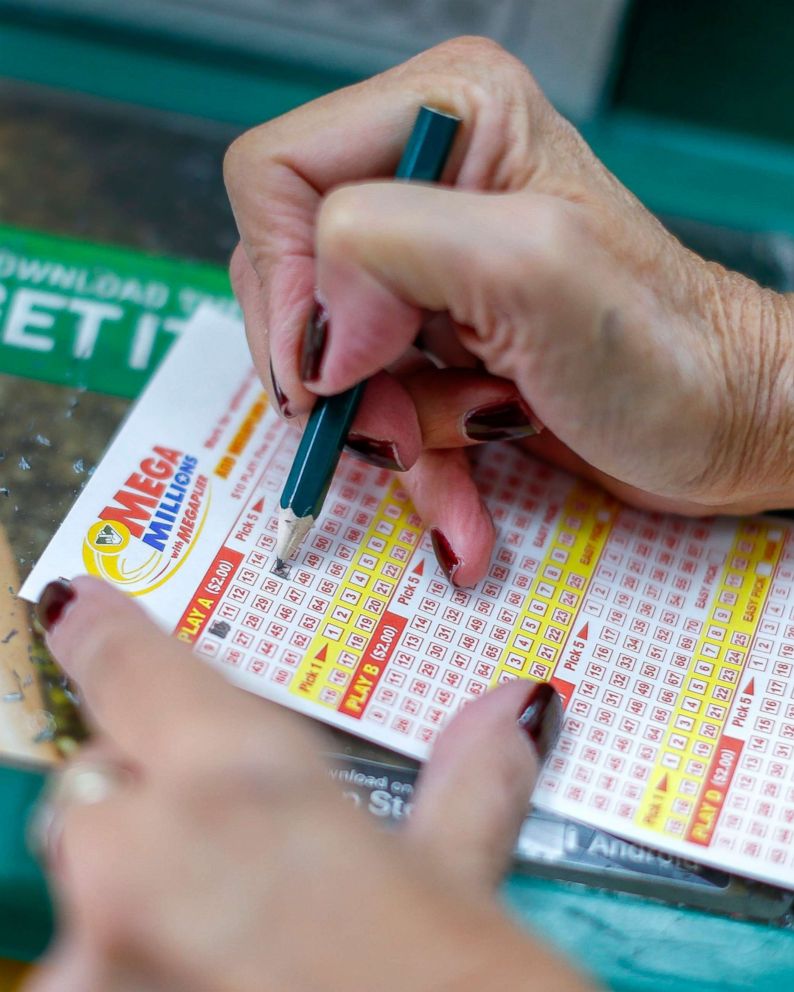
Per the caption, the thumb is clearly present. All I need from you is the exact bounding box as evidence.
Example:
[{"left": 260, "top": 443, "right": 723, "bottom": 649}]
[
  {"left": 404, "top": 679, "right": 562, "bottom": 894},
  {"left": 311, "top": 182, "right": 533, "bottom": 394}
]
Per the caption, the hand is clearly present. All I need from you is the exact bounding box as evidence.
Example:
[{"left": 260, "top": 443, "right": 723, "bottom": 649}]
[
  {"left": 224, "top": 36, "right": 794, "bottom": 586},
  {"left": 26, "top": 577, "right": 588, "bottom": 992}
]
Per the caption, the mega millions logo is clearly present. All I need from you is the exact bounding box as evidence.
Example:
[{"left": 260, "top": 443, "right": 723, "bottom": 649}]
[{"left": 83, "top": 446, "right": 210, "bottom": 595}]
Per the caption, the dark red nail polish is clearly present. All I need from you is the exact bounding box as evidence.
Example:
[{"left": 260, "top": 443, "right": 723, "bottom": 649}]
[
  {"left": 35, "top": 579, "right": 75, "bottom": 632},
  {"left": 269, "top": 360, "right": 292, "bottom": 418},
  {"left": 430, "top": 528, "right": 461, "bottom": 585},
  {"left": 345, "top": 434, "right": 404, "bottom": 472},
  {"left": 463, "top": 399, "right": 538, "bottom": 442},
  {"left": 300, "top": 303, "right": 329, "bottom": 383},
  {"left": 517, "top": 682, "right": 563, "bottom": 762}
]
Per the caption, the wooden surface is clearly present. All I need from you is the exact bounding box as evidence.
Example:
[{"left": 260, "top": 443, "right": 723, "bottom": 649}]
[
  {"left": 0, "top": 960, "right": 30, "bottom": 991},
  {"left": 0, "top": 529, "right": 59, "bottom": 766}
]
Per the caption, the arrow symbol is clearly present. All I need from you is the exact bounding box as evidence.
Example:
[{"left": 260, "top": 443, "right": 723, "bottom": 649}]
[
  {"left": 412, "top": 560, "right": 425, "bottom": 576},
  {"left": 576, "top": 623, "right": 589, "bottom": 640},
  {"left": 314, "top": 644, "right": 328, "bottom": 662},
  {"left": 251, "top": 498, "right": 265, "bottom": 514},
  {"left": 657, "top": 774, "right": 668, "bottom": 793},
  {"left": 742, "top": 678, "right": 755, "bottom": 696}
]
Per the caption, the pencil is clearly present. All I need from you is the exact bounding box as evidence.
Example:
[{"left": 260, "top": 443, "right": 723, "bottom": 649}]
[{"left": 275, "top": 106, "right": 461, "bottom": 567}]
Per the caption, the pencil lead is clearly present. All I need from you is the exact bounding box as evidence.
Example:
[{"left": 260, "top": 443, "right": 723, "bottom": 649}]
[{"left": 272, "top": 557, "right": 292, "bottom": 579}]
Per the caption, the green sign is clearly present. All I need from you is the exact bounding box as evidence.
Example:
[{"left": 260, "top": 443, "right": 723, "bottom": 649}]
[{"left": 0, "top": 224, "right": 238, "bottom": 398}]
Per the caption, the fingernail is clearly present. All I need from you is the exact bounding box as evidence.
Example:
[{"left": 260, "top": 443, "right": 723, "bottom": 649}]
[
  {"left": 35, "top": 579, "right": 75, "bottom": 632},
  {"left": 463, "top": 399, "right": 538, "bottom": 442},
  {"left": 300, "top": 303, "right": 329, "bottom": 383},
  {"left": 345, "top": 434, "right": 405, "bottom": 472},
  {"left": 430, "top": 528, "right": 461, "bottom": 585},
  {"left": 269, "top": 360, "right": 292, "bottom": 418},
  {"left": 517, "top": 682, "right": 563, "bottom": 762}
]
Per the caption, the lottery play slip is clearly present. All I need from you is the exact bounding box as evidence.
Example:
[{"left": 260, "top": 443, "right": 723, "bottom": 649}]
[{"left": 22, "top": 305, "right": 794, "bottom": 890}]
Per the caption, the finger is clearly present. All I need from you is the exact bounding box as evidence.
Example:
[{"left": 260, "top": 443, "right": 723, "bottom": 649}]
[
  {"left": 347, "top": 351, "right": 538, "bottom": 468},
  {"left": 401, "top": 367, "right": 541, "bottom": 449},
  {"left": 38, "top": 577, "right": 324, "bottom": 775},
  {"left": 347, "top": 363, "right": 537, "bottom": 474},
  {"left": 345, "top": 371, "right": 422, "bottom": 471},
  {"left": 230, "top": 242, "right": 316, "bottom": 419},
  {"left": 232, "top": 238, "right": 425, "bottom": 468},
  {"left": 417, "top": 311, "right": 479, "bottom": 369},
  {"left": 344, "top": 337, "right": 469, "bottom": 470},
  {"left": 230, "top": 244, "right": 290, "bottom": 419},
  {"left": 310, "top": 182, "right": 536, "bottom": 394},
  {"left": 401, "top": 448, "right": 493, "bottom": 586},
  {"left": 405, "top": 679, "right": 562, "bottom": 892},
  {"left": 261, "top": 368, "right": 423, "bottom": 473}
]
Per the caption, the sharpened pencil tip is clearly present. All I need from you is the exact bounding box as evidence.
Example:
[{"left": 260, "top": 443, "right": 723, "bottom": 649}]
[
  {"left": 276, "top": 506, "right": 315, "bottom": 564},
  {"left": 272, "top": 557, "right": 292, "bottom": 579}
]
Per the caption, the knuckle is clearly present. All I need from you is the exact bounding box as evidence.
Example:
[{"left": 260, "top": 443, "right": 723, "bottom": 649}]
[
  {"left": 519, "top": 198, "right": 581, "bottom": 287},
  {"left": 223, "top": 126, "right": 268, "bottom": 193},
  {"left": 222, "top": 130, "right": 251, "bottom": 190},
  {"left": 224, "top": 110, "right": 307, "bottom": 195},
  {"left": 404, "top": 43, "right": 541, "bottom": 191},
  {"left": 526, "top": 195, "right": 572, "bottom": 242},
  {"left": 430, "top": 35, "right": 512, "bottom": 70},
  {"left": 228, "top": 242, "right": 249, "bottom": 298},
  {"left": 427, "top": 35, "right": 537, "bottom": 97},
  {"left": 316, "top": 186, "right": 368, "bottom": 255}
]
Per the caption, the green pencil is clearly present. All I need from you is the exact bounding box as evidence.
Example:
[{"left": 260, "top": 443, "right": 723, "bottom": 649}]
[{"left": 275, "top": 106, "right": 461, "bottom": 567}]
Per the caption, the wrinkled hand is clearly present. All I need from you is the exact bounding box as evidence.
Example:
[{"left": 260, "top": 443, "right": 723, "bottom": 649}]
[
  {"left": 26, "top": 577, "right": 590, "bottom": 992},
  {"left": 224, "top": 36, "right": 794, "bottom": 586}
]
